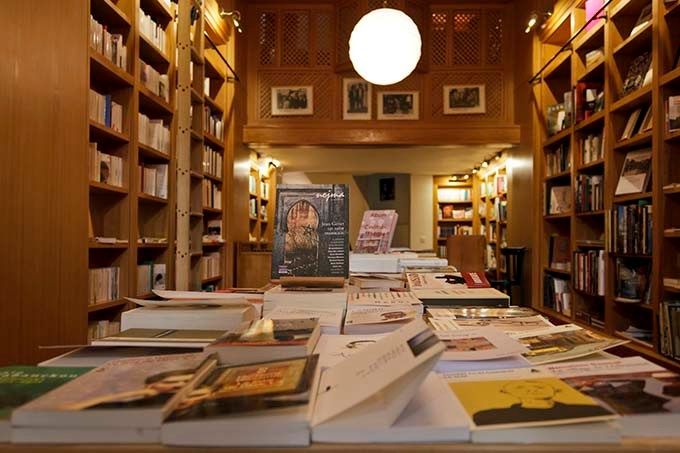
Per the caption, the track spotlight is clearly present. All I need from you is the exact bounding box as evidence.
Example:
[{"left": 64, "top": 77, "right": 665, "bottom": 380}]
[{"left": 220, "top": 10, "right": 243, "bottom": 33}]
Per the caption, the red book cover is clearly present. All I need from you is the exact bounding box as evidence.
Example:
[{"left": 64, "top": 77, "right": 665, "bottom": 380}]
[{"left": 462, "top": 272, "right": 491, "bottom": 288}]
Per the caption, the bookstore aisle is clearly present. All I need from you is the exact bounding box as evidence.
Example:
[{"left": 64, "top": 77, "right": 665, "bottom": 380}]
[{"left": 3, "top": 0, "right": 680, "bottom": 450}]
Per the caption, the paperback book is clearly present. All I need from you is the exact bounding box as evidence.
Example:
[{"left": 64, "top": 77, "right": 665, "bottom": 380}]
[
  {"left": 615, "top": 149, "right": 652, "bottom": 195},
  {"left": 272, "top": 184, "right": 349, "bottom": 279},
  {"left": 354, "top": 210, "right": 398, "bottom": 254}
]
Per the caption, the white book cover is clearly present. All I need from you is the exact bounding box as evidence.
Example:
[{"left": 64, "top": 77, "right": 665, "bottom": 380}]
[
  {"left": 348, "top": 291, "right": 422, "bottom": 308},
  {"left": 510, "top": 324, "right": 628, "bottom": 365},
  {"left": 414, "top": 288, "right": 510, "bottom": 304},
  {"left": 615, "top": 149, "right": 652, "bottom": 195},
  {"left": 426, "top": 307, "right": 537, "bottom": 318},
  {"left": 348, "top": 253, "right": 400, "bottom": 273},
  {"left": 312, "top": 373, "right": 470, "bottom": 443},
  {"left": 265, "top": 306, "right": 344, "bottom": 335},
  {"left": 153, "top": 290, "right": 251, "bottom": 300},
  {"left": 126, "top": 297, "right": 251, "bottom": 308},
  {"left": 539, "top": 356, "right": 680, "bottom": 437},
  {"left": 436, "top": 327, "right": 528, "bottom": 361},
  {"left": 313, "top": 334, "right": 387, "bottom": 369},
  {"left": 344, "top": 305, "right": 417, "bottom": 327},
  {"left": 443, "top": 367, "right": 617, "bottom": 431},
  {"left": 312, "top": 319, "right": 444, "bottom": 429},
  {"left": 435, "top": 355, "right": 530, "bottom": 374},
  {"left": 121, "top": 305, "right": 258, "bottom": 331}
]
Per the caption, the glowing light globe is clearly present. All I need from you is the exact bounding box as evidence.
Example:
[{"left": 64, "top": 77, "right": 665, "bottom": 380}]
[{"left": 349, "top": 8, "right": 422, "bottom": 85}]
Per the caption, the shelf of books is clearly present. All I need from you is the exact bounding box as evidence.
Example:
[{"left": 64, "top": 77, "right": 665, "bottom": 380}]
[
  {"left": 187, "top": 11, "right": 229, "bottom": 292},
  {"left": 432, "top": 177, "right": 477, "bottom": 259},
  {"left": 534, "top": 0, "right": 680, "bottom": 366},
  {"left": 247, "top": 152, "right": 278, "bottom": 249},
  {"left": 87, "top": 0, "right": 176, "bottom": 341},
  {"left": 478, "top": 165, "right": 509, "bottom": 280}
]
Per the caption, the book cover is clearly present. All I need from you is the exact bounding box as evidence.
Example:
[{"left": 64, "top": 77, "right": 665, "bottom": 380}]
[
  {"left": 615, "top": 149, "right": 652, "bottom": 195},
  {"left": 621, "top": 52, "right": 652, "bottom": 96},
  {"left": 445, "top": 368, "right": 616, "bottom": 430},
  {"left": 436, "top": 327, "right": 528, "bottom": 361},
  {"left": 210, "top": 318, "right": 318, "bottom": 347},
  {"left": 426, "top": 307, "right": 538, "bottom": 319},
  {"left": 272, "top": 184, "right": 349, "bottom": 279},
  {"left": 344, "top": 305, "right": 418, "bottom": 327},
  {"left": 511, "top": 325, "right": 628, "bottom": 365},
  {"left": 354, "top": 210, "right": 398, "bottom": 254},
  {"left": 549, "top": 186, "right": 572, "bottom": 214},
  {"left": 669, "top": 96, "right": 680, "bottom": 131},
  {"left": 348, "top": 291, "right": 422, "bottom": 307},
  {"left": 0, "top": 367, "right": 92, "bottom": 423},
  {"left": 167, "top": 356, "right": 318, "bottom": 421},
  {"left": 93, "top": 328, "right": 226, "bottom": 347},
  {"left": 443, "top": 315, "right": 553, "bottom": 333}
]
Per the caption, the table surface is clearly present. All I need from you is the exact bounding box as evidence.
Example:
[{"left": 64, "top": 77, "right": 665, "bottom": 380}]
[{"left": 2, "top": 439, "right": 680, "bottom": 452}]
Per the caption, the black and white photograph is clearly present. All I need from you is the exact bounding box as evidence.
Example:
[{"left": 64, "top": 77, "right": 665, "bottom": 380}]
[
  {"left": 343, "top": 78, "right": 371, "bottom": 120},
  {"left": 443, "top": 85, "right": 486, "bottom": 114},
  {"left": 271, "top": 86, "right": 313, "bottom": 116},
  {"left": 377, "top": 91, "right": 419, "bottom": 120}
]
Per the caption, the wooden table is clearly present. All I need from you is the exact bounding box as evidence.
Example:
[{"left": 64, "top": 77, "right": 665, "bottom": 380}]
[{"left": 2, "top": 440, "right": 680, "bottom": 452}]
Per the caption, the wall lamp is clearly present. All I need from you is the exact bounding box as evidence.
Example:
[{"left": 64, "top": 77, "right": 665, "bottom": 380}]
[{"left": 220, "top": 10, "right": 243, "bottom": 33}]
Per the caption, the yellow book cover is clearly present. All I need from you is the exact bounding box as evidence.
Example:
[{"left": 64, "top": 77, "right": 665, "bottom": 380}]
[{"left": 446, "top": 369, "right": 617, "bottom": 430}]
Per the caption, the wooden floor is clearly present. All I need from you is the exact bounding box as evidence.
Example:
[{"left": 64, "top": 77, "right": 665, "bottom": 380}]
[{"left": 2, "top": 440, "right": 680, "bottom": 452}]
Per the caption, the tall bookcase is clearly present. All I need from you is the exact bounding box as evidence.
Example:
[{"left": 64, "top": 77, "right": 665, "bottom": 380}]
[
  {"left": 185, "top": 9, "right": 230, "bottom": 291},
  {"left": 432, "top": 176, "right": 479, "bottom": 258},
  {"left": 87, "top": 0, "right": 177, "bottom": 339},
  {"left": 477, "top": 162, "right": 509, "bottom": 279},
  {"left": 247, "top": 152, "right": 278, "bottom": 246},
  {"left": 533, "top": 0, "right": 680, "bottom": 367}
]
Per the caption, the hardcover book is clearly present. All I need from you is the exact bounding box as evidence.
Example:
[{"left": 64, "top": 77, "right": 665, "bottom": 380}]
[
  {"left": 91, "top": 328, "right": 226, "bottom": 348},
  {"left": 621, "top": 52, "right": 652, "bottom": 97},
  {"left": 354, "top": 210, "right": 398, "bottom": 254},
  {"left": 615, "top": 149, "right": 652, "bottom": 195},
  {"left": 272, "top": 184, "right": 349, "bottom": 279},
  {"left": 162, "top": 356, "right": 320, "bottom": 447}
]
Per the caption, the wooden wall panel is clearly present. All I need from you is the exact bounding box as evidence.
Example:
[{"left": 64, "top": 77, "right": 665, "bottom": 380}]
[
  {"left": 0, "top": 0, "right": 88, "bottom": 364},
  {"left": 244, "top": 2, "right": 519, "bottom": 144}
]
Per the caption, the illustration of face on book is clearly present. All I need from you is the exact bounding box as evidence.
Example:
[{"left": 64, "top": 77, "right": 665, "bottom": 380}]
[
  {"left": 451, "top": 378, "right": 612, "bottom": 427},
  {"left": 62, "top": 368, "right": 197, "bottom": 411}
]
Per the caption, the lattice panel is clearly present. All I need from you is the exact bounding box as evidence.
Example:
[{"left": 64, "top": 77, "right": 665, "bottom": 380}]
[
  {"left": 258, "top": 11, "right": 277, "bottom": 66},
  {"left": 430, "top": 71, "right": 505, "bottom": 120},
  {"left": 486, "top": 9, "right": 504, "bottom": 65},
  {"left": 431, "top": 12, "right": 448, "bottom": 66},
  {"left": 281, "top": 11, "right": 310, "bottom": 66},
  {"left": 452, "top": 11, "right": 481, "bottom": 66},
  {"left": 259, "top": 72, "right": 335, "bottom": 120},
  {"left": 337, "top": 3, "right": 359, "bottom": 67},
  {"left": 314, "top": 11, "right": 333, "bottom": 66}
]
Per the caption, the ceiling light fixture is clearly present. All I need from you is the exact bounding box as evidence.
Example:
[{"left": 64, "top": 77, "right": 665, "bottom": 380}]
[
  {"left": 220, "top": 10, "right": 243, "bottom": 33},
  {"left": 349, "top": 8, "right": 422, "bottom": 85},
  {"left": 481, "top": 161, "right": 489, "bottom": 168},
  {"left": 525, "top": 12, "right": 538, "bottom": 33}
]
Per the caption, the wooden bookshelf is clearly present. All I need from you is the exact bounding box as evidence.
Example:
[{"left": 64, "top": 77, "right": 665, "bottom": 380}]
[
  {"left": 432, "top": 176, "right": 478, "bottom": 259},
  {"left": 532, "top": 0, "right": 680, "bottom": 366}
]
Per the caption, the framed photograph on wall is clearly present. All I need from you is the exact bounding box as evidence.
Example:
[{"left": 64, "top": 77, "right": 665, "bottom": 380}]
[
  {"left": 379, "top": 177, "right": 395, "bottom": 201},
  {"left": 271, "top": 86, "right": 314, "bottom": 116},
  {"left": 443, "top": 85, "right": 486, "bottom": 114},
  {"left": 377, "top": 91, "right": 419, "bottom": 120},
  {"left": 343, "top": 78, "right": 372, "bottom": 120}
]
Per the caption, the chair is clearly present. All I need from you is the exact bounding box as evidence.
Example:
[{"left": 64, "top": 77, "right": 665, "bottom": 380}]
[
  {"left": 445, "top": 235, "right": 486, "bottom": 272},
  {"left": 490, "top": 247, "right": 527, "bottom": 303}
]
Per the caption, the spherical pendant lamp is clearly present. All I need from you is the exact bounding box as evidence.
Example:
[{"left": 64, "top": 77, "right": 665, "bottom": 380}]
[{"left": 349, "top": 8, "right": 422, "bottom": 85}]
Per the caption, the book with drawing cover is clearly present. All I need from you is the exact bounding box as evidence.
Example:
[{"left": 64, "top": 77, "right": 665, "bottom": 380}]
[
  {"left": 12, "top": 354, "right": 210, "bottom": 433},
  {"left": 443, "top": 368, "right": 618, "bottom": 443},
  {"left": 406, "top": 272, "right": 467, "bottom": 290},
  {"left": 510, "top": 324, "right": 628, "bottom": 365},
  {"left": 548, "top": 186, "right": 571, "bottom": 214},
  {"left": 354, "top": 210, "right": 398, "bottom": 254},
  {"left": 436, "top": 327, "right": 528, "bottom": 362},
  {"left": 311, "top": 320, "right": 446, "bottom": 440},
  {"left": 621, "top": 52, "right": 652, "bottom": 96},
  {"left": 271, "top": 184, "right": 349, "bottom": 279},
  {"left": 541, "top": 356, "right": 680, "bottom": 437},
  {"left": 162, "top": 356, "right": 319, "bottom": 447},
  {"left": 0, "top": 367, "right": 92, "bottom": 442},
  {"left": 205, "top": 318, "right": 321, "bottom": 365},
  {"left": 343, "top": 305, "right": 418, "bottom": 334},
  {"left": 549, "top": 235, "right": 571, "bottom": 270},
  {"left": 91, "top": 328, "right": 226, "bottom": 348},
  {"left": 313, "top": 334, "right": 387, "bottom": 369},
  {"left": 615, "top": 149, "right": 652, "bottom": 195}
]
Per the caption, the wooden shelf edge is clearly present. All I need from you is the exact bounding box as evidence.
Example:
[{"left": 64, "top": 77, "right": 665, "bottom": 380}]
[
  {"left": 543, "top": 128, "right": 571, "bottom": 147},
  {"left": 201, "top": 275, "right": 223, "bottom": 285},
  {"left": 138, "top": 192, "right": 169, "bottom": 204},
  {"left": 574, "top": 110, "right": 605, "bottom": 131},
  {"left": 611, "top": 85, "right": 652, "bottom": 112},
  {"left": 88, "top": 299, "right": 127, "bottom": 313},
  {"left": 89, "top": 120, "right": 130, "bottom": 143},
  {"left": 139, "top": 143, "right": 171, "bottom": 161},
  {"left": 613, "top": 191, "right": 652, "bottom": 203},
  {"left": 89, "top": 181, "right": 128, "bottom": 195},
  {"left": 614, "top": 130, "right": 653, "bottom": 150}
]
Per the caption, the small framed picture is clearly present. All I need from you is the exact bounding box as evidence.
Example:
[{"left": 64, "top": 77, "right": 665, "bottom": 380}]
[
  {"left": 271, "top": 86, "right": 313, "bottom": 116},
  {"left": 377, "top": 91, "right": 419, "bottom": 120},
  {"left": 443, "top": 85, "right": 486, "bottom": 114},
  {"left": 343, "top": 78, "right": 372, "bottom": 120},
  {"left": 379, "top": 177, "right": 395, "bottom": 201}
]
